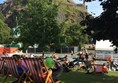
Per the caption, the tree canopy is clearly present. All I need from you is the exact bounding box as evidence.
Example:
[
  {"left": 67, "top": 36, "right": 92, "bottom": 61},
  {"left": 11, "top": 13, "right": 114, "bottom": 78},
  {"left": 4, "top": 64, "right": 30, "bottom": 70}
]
[
  {"left": 0, "top": 13, "right": 11, "bottom": 44},
  {"left": 0, "top": 0, "right": 89, "bottom": 51},
  {"left": 18, "top": 0, "right": 60, "bottom": 49},
  {"left": 0, "top": 12, "right": 11, "bottom": 44},
  {"left": 65, "top": 24, "right": 88, "bottom": 46},
  {"left": 81, "top": 0, "right": 118, "bottom": 49}
]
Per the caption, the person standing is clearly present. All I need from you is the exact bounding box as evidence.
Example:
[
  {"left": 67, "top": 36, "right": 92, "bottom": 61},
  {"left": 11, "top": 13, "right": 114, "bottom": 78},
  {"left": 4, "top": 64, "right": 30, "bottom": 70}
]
[{"left": 84, "top": 47, "right": 89, "bottom": 61}]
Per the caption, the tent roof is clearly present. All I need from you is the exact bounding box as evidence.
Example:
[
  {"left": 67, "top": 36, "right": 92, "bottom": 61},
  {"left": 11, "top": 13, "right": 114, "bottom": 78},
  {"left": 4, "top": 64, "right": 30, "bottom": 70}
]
[{"left": 95, "top": 40, "right": 114, "bottom": 51}]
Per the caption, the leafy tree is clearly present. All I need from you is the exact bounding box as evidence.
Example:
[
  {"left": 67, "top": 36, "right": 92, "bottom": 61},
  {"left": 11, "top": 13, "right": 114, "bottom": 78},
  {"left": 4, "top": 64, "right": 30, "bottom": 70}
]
[
  {"left": 58, "top": 3, "right": 89, "bottom": 48},
  {"left": 59, "top": 21, "right": 88, "bottom": 48},
  {"left": 81, "top": 0, "right": 118, "bottom": 49},
  {"left": 0, "top": 13, "right": 5, "bottom": 21},
  {"left": 65, "top": 24, "right": 88, "bottom": 47},
  {"left": 0, "top": 12, "right": 11, "bottom": 44},
  {"left": 18, "top": 0, "right": 60, "bottom": 49}
]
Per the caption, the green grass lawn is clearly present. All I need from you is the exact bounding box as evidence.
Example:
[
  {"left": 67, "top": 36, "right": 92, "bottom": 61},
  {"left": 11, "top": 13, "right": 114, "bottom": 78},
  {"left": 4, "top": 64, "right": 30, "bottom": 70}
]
[
  {"left": 0, "top": 76, "right": 15, "bottom": 83},
  {"left": 60, "top": 71, "right": 118, "bottom": 83},
  {"left": 0, "top": 71, "right": 118, "bottom": 83}
]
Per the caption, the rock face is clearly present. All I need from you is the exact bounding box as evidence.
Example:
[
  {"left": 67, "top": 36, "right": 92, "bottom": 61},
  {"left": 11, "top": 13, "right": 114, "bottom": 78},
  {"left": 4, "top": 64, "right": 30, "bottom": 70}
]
[
  {"left": 57, "top": 1, "right": 87, "bottom": 24},
  {"left": 0, "top": 0, "right": 88, "bottom": 28},
  {"left": 0, "top": 0, "right": 27, "bottom": 28}
]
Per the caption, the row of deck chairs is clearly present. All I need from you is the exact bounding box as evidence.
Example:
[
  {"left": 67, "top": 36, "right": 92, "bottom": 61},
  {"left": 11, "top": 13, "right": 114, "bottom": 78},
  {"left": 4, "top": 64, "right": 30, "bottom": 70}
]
[{"left": 0, "top": 56, "right": 54, "bottom": 83}]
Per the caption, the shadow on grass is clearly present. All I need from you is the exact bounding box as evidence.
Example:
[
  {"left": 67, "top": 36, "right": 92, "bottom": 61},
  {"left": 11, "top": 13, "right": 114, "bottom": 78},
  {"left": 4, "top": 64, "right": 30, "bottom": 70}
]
[
  {"left": 60, "top": 71, "right": 118, "bottom": 83},
  {"left": 0, "top": 71, "right": 118, "bottom": 83},
  {"left": 0, "top": 75, "right": 15, "bottom": 83}
]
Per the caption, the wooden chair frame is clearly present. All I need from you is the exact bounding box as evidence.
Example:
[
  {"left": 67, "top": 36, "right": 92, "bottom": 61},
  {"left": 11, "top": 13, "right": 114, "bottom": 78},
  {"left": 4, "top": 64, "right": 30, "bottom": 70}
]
[
  {"left": 2, "top": 57, "right": 33, "bottom": 83},
  {"left": 0, "top": 58, "right": 4, "bottom": 75},
  {"left": 23, "top": 57, "right": 54, "bottom": 83}
]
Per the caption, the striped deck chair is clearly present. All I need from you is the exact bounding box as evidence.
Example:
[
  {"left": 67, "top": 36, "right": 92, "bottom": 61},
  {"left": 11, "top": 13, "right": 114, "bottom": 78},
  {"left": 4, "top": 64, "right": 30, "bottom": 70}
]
[
  {"left": 23, "top": 57, "right": 54, "bottom": 83},
  {"left": 2, "top": 57, "right": 32, "bottom": 83},
  {"left": 94, "top": 64, "right": 104, "bottom": 74},
  {"left": 0, "top": 58, "right": 4, "bottom": 75}
]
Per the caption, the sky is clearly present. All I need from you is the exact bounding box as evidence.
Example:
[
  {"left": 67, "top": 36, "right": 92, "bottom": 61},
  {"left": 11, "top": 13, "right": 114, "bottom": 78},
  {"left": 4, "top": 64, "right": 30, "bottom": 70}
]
[
  {"left": 0, "top": 0, "right": 103, "bottom": 17},
  {"left": 73, "top": 0, "right": 103, "bottom": 17},
  {"left": 0, "top": 0, "right": 5, "bottom": 3}
]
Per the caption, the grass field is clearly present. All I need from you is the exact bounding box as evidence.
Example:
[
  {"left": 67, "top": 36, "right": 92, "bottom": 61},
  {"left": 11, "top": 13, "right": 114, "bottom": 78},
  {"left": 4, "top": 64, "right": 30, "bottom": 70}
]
[
  {"left": 60, "top": 71, "right": 118, "bottom": 83},
  {"left": 0, "top": 71, "right": 118, "bottom": 83}
]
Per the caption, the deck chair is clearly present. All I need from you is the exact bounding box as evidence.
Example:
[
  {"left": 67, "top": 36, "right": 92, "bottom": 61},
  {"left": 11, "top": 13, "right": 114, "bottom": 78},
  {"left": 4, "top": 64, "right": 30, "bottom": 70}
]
[
  {"left": 94, "top": 64, "right": 104, "bottom": 74},
  {"left": 23, "top": 57, "right": 54, "bottom": 83},
  {"left": 0, "top": 58, "right": 4, "bottom": 75},
  {"left": 2, "top": 57, "right": 33, "bottom": 83},
  {"left": 40, "top": 57, "right": 54, "bottom": 83}
]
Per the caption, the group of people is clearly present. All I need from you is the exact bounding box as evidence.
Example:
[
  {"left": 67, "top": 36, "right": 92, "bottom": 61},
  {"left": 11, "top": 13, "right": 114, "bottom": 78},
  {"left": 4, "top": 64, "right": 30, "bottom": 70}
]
[
  {"left": 108, "top": 59, "right": 118, "bottom": 71},
  {"left": 0, "top": 52, "right": 63, "bottom": 83},
  {"left": 1, "top": 47, "right": 118, "bottom": 83},
  {"left": 68, "top": 47, "right": 110, "bottom": 74}
]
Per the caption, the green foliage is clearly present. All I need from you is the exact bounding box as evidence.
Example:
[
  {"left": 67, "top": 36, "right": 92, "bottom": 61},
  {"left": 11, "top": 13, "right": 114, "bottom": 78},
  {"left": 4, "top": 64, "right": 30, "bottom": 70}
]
[
  {"left": 82, "top": 0, "right": 118, "bottom": 47},
  {"left": 0, "top": 0, "right": 89, "bottom": 50},
  {"left": 66, "top": 24, "right": 88, "bottom": 46},
  {"left": 0, "top": 12, "right": 5, "bottom": 21},
  {"left": 57, "top": 0, "right": 89, "bottom": 48},
  {"left": 60, "top": 23, "right": 88, "bottom": 47},
  {"left": 18, "top": 0, "right": 60, "bottom": 49},
  {"left": 0, "top": 13, "right": 11, "bottom": 44}
]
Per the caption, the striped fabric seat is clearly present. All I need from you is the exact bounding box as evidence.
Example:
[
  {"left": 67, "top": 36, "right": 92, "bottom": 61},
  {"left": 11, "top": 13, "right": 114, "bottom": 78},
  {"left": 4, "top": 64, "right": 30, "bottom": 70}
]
[
  {"left": 2, "top": 57, "right": 32, "bottom": 83},
  {"left": 94, "top": 64, "right": 104, "bottom": 73},
  {"left": 0, "top": 58, "right": 4, "bottom": 74},
  {"left": 23, "top": 57, "right": 54, "bottom": 83},
  {"left": 2, "top": 57, "right": 19, "bottom": 77}
]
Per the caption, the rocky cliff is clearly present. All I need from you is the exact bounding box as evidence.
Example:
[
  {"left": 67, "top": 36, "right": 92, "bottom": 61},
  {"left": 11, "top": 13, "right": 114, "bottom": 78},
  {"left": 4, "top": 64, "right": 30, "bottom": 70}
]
[{"left": 0, "top": 0, "right": 88, "bottom": 28}]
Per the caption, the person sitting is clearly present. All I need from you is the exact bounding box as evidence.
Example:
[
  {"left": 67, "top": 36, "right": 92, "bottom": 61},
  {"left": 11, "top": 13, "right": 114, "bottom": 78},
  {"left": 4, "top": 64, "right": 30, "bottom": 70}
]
[
  {"left": 45, "top": 56, "right": 55, "bottom": 69},
  {"left": 45, "top": 57, "right": 63, "bottom": 82},
  {"left": 13, "top": 55, "right": 54, "bottom": 83},
  {"left": 79, "top": 62, "right": 86, "bottom": 71},
  {"left": 86, "top": 65, "right": 95, "bottom": 74},
  {"left": 12, "top": 54, "right": 29, "bottom": 83},
  {"left": 42, "top": 69, "right": 53, "bottom": 83},
  {"left": 52, "top": 60, "right": 63, "bottom": 82},
  {"left": 111, "top": 59, "right": 118, "bottom": 71},
  {"left": 103, "top": 63, "right": 108, "bottom": 73},
  {"left": 85, "top": 61, "right": 95, "bottom": 74},
  {"left": 53, "top": 52, "right": 57, "bottom": 59}
]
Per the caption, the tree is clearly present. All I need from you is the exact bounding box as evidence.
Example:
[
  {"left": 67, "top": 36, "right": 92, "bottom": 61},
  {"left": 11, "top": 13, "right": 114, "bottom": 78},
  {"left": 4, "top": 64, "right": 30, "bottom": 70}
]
[
  {"left": 18, "top": 0, "right": 60, "bottom": 49},
  {"left": 58, "top": 2, "right": 89, "bottom": 48},
  {"left": 0, "top": 12, "right": 11, "bottom": 44},
  {"left": 59, "top": 21, "right": 89, "bottom": 48},
  {"left": 65, "top": 24, "right": 88, "bottom": 47},
  {"left": 81, "top": 0, "right": 118, "bottom": 48}
]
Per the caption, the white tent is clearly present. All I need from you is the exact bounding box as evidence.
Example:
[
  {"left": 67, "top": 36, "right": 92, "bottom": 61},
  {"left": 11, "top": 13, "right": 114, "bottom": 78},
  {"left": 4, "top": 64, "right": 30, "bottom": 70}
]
[
  {"left": 95, "top": 40, "right": 118, "bottom": 60},
  {"left": 95, "top": 40, "right": 114, "bottom": 51},
  {"left": 95, "top": 40, "right": 115, "bottom": 60}
]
